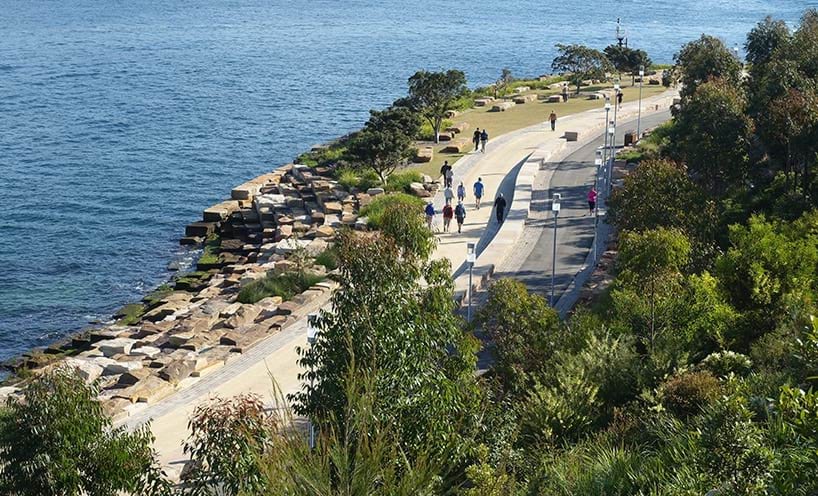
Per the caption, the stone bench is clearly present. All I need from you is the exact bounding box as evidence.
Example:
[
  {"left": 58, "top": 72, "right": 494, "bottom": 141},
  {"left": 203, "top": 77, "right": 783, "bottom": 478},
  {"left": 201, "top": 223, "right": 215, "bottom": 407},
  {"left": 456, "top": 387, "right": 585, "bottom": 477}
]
[
  {"left": 588, "top": 92, "right": 605, "bottom": 100},
  {"left": 565, "top": 131, "right": 579, "bottom": 142},
  {"left": 445, "top": 122, "right": 470, "bottom": 134},
  {"left": 441, "top": 138, "right": 470, "bottom": 153},
  {"left": 512, "top": 94, "right": 538, "bottom": 104},
  {"left": 474, "top": 98, "right": 495, "bottom": 107},
  {"left": 548, "top": 82, "right": 566, "bottom": 90},
  {"left": 414, "top": 146, "right": 433, "bottom": 163},
  {"left": 513, "top": 86, "right": 530, "bottom": 93},
  {"left": 490, "top": 101, "right": 515, "bottom": 112},
  {"left": 437, "top": 132, "right": 453, "bottom": 142},
  {"left": 444, "top": 109, "right": 460, "bottom": 118},
  {"left": 546, "top": 94, "right": 562, "bottom": 103}
]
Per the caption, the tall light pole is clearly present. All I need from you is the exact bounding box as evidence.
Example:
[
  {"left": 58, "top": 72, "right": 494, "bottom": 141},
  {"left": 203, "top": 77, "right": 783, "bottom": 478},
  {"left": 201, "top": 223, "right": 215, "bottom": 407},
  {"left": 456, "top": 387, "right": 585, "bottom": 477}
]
[
  {"left": 306, "top": 312, "right": 319, "bottom": 449},
  {"left": 550, "top": 193, "right": 561, "bottom": 307},
  {"left": 593, "top": 156, "right": 602, "bottom": 265},
  {"left": 607, "top": 126, "right": 615, "bottom": 193},
  {"left": 466, "top": 243, "right": 476, "bottom": 322},
  {"left": 602, "top": 101, "right": 611, "bottom": 184},
  {"left": 611, "top": 82, "right": 620, "bottom": 173},
  {"left": 637, "top": 66, "right": 644, "bottom": 138}
]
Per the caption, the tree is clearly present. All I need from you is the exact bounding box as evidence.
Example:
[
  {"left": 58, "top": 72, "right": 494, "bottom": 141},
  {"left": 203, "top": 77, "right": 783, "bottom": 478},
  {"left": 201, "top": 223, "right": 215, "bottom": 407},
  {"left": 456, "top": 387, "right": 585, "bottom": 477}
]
[
  {"left": 551, "top": 44, "right": 612, "bottom": 94},
  {"left": 345, "top": 105, "right": 421, "bottom": 183},
  {"left": 745, "top": 16, "right": 791, "bottom": 67},
  {"left": 290, "top": 229, "right": 481, "bottom": 464},
  {"left": 603, "top": 45, "right": 652, "bottom": 85},
  {"left": 477, "top": 279, "right": 561, "bottom": 394},
  {"left": 669, "top": 78, "right": 753, "bottom": 197},
  {"left": 407, "top": 69, "right": 467, "bottom": 144},
  {"left": 551, "top": 43, "right": 613, "bottom": 94},
  {"left": 715, "top": 214, "right": 818, "bottom": 341},
  {"left": 674, "top": 34, "right": 742, "bottom": 99},
  {"left": 494, "top": 68, "right": 513, "bottom": 99},
  {"left": 615, "top": 228, "right": 691, "bottom": 349},
  {"left": 0, "top": 368, "right": 170, "bottom": 496},
  {"left": 608, "top": 159, "right": 717, "bottom": 267},
  {"left": 761, "top": 87, "right": 818, "bottom": 195},
  {"left": 181, "top": 394, "right": 277, "bottom": 496}
]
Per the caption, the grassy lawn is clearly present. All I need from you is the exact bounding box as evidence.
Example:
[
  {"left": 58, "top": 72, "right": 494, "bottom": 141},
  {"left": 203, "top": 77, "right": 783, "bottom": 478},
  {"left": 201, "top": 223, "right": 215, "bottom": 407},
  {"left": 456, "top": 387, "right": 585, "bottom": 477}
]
[{"left": 409, "top": 81, "right": 669, "bottom": 177}]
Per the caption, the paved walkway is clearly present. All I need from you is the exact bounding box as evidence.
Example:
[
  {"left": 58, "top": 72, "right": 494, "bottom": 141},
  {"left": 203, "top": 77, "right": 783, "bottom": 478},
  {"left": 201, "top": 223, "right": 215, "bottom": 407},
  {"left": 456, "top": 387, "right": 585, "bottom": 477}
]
[
  {"left": 497, "top": 110, "right": 672, "bottom": 306},
  {"left": 128, "top": 90, "right": 677, "bottom": 474}
]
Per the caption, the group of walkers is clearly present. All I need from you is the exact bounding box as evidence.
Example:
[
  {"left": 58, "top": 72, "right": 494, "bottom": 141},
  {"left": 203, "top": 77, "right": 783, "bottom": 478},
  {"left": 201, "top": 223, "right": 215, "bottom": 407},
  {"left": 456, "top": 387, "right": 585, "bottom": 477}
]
[{"left": 426, "top": 162, "right": 508, "bottom": 234}]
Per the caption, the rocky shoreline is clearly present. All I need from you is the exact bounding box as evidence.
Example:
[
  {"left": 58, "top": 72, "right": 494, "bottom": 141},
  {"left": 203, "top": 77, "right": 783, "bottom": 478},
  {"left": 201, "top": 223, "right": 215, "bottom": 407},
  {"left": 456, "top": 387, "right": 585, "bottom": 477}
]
[{"left": 0, "top": 160, "right": 440, "bottom": 420}]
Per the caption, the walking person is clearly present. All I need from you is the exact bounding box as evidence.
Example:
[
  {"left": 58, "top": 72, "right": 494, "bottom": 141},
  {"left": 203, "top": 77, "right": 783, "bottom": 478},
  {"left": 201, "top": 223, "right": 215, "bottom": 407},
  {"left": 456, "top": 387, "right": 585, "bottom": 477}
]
[
  {"left": 587, "top": 187, "right": 597, "bottom": 215},
  {"left": 549, "top": 110, "right": 557, "bottom": 132},
  {"left": 443, "top": 186, "right": 454, "bottom": 205},
  {"left": 480, "top": 129, "right": 488, "bottom": 153},
  {"left": 442, "top": 202, "right": 454, "bottom": 233},
  {"left": 561, "top": 84, "right": 569, "bottom": 102},
  {"left": 444, "top": 168, "right": 454, "bottom": 189},
  {"left": 424, "top": 201, "right": 435, "bottom": 230},
  {"left": 455, "top": 200, "right": 466, "bottom": 233},
  {"left": 494, "top": 193, "right": 507, "bottom": 223},
  {"left": 617, "top": 91, "right": 623, "bottom": 107},
  {"left": 472, "top": 129, "right": 481, "bottom": 152},
  {"left": 440, "top": 160, "right": 452, "bottom": 188},
  {"left": 456, "top": 181, "right": 466, "bottom": 203},
  {"left": 473, "top": 177, "right": 485, "bottom": 210}
]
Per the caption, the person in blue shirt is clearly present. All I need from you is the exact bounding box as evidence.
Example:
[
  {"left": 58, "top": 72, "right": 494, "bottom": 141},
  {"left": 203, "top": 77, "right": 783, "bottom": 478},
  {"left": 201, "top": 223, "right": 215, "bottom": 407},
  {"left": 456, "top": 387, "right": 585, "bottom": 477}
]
[
  {"left": 473, "top": 177, "right": 485, "bottom": 210},
  {"left": 454, "top": 201, "right": 467, "bottom": 233},
  {"left": 424, "top": 202, "right": 435, "bottom": 230}
]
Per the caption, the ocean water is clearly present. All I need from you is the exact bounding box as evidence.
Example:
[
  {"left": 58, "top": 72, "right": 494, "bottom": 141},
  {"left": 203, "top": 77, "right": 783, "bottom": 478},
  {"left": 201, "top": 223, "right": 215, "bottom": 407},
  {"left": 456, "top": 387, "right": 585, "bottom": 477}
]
[{"left": 0, "top": 0, "right": 813, "bottom": 364}]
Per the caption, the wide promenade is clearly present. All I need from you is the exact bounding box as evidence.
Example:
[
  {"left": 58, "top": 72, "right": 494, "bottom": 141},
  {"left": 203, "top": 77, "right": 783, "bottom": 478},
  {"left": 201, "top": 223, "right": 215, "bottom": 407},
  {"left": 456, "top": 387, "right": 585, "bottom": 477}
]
[{"left": 127, "top": 90, "right": 678, "bottom": 474}]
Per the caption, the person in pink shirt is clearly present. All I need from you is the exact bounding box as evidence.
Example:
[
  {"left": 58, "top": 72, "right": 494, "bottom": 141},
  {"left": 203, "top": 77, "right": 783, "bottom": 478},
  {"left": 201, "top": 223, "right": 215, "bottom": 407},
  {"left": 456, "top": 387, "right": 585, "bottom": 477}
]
[{"left": 587, "top": 187, "right": 597, "bottom": 215}]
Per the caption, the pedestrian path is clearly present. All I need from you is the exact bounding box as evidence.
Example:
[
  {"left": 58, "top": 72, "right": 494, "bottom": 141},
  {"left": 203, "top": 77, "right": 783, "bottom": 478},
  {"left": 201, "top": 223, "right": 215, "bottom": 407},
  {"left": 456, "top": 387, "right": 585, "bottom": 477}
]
[
  {"left": 427, "top": 91, "right": 677, "bottom": 303},
  {"left": 131, "top": 90, "right": 677, "bottom": 474}
]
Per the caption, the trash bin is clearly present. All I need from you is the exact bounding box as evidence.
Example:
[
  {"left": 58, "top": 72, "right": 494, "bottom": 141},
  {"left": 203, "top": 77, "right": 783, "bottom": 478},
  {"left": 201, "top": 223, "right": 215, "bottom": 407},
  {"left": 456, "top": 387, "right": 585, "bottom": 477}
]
[{"left": 624, "top": 131, "right": 636, "bottom": 146}]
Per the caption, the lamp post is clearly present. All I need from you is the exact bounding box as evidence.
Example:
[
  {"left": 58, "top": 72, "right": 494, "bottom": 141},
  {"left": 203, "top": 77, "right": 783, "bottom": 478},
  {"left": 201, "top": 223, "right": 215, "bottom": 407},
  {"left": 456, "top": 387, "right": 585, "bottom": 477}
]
[
  {"left": 611, "top": 82, "right": 620, "bottom": 177},
  {"left": 607, "top": 126, "right": 615, "bottom": 193},
  {"left": 593, "top": 157, "right": 602, "bottom": 265},
  {"left": 466, "top": 242, "right": 476, "bottom": 322},
  {"left": 637, "top": 66, "right": 644, "bottom": 138},
  {"left": 306, "top": 313, "right": 319, "bottom": 449},
  {"left": 550, "top": 193, "right": 561, "bottom": 307},
  {"left": 602, "top": 102, "right": 611, "bottom": 183}
]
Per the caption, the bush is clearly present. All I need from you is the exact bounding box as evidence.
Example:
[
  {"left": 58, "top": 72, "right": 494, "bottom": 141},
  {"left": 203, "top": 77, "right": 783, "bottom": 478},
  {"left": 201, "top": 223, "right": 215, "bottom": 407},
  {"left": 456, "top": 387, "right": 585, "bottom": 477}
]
[
  {"left": 182, "top": 394, "right": 276, "bottom": 496},
  {"left": 336, "top": 167, "right": 360, "bottom": 190},
  {"left": 237, "top": 271, "right": 325, "bottom": 304},
  {"left": 358, "top": 169, "right": 381, "bottom": 190},
  {"left": 661, "top": 370, "right": 722, "bottom": 418},
  {"left": 0, "top": 368, "right": 170, "bottom": 495},
  {"left": 699, "top": 351, "right": 753, "bottom": 377},
  {"left": 385, "top": 169, "right": 423, "bottom": 193},
  {"left": 296, "top": 145, "right": 347, "bottom": 168},
  {"left": 360, "top": 193, "right": 425, "bottom": 228},
  {"left": 314, "top": 248, "right": 339, "bottom": 271}
]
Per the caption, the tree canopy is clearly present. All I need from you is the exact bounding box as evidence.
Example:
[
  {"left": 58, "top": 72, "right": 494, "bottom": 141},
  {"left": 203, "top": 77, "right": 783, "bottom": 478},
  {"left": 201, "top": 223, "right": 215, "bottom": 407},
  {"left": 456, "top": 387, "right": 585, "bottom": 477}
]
[
  {"left": 551, "top": 43, "right": 612, "bottom": 94},
  {"left": 603, "top": 45, "right": 652, "bottom": 84},
  {"left": 345, "top": 105, "right": 420, "bottom": 183},
  {"left": 674, "top": 34, "right": 742, "bottom": 99},
  {"left": 407, "top": 69, "right": 467, "bottom": 144}
]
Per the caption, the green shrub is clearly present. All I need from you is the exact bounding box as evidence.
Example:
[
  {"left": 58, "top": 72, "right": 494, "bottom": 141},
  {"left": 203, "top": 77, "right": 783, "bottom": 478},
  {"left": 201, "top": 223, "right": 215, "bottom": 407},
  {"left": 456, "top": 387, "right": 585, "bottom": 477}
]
[
  {"left": 385, "top": 169, "right": 423, "bottom": 193},
  {"left": 699, "top": 351, "right": 753, "bottom": 377},
  {"left": 314, "top": 248, "right": 339, "bottom": 271},
  {"left": 296, "top": 145, "right": 347, "bottom": 168},
  {"left": 360, "top": 193, "right": 425, "bottom": 229},
  {"left": 661, "top": 370, "right": 721, "bottom": 418},
  {"left": 237, "top": 271, "right": 325, "bottom": 304},
  {"left": 358, "top": 169, "right": 381, "bottom": 190},
  {"left": 336, "top": 168, "right": 360, "bottom": 190}
]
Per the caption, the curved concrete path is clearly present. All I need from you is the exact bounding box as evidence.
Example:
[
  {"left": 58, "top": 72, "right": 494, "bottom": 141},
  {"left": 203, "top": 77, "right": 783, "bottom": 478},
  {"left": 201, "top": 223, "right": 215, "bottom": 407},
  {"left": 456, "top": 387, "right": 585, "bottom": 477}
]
[{"left": 127, "top": 90, "right": 677, "bottom": 474}]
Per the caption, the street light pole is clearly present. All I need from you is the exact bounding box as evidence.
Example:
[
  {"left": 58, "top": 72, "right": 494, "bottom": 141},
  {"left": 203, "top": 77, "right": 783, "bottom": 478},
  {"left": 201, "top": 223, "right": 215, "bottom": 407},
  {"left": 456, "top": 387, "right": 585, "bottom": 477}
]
[
  {"left": 637, "top": 66, "right": 644, "bottom": 138},
  {"left": 466, "top": 243, "right": 475, "bottom": 322},
  {"left": 611, "top": 82, "right": 620, "bottom": 177},
  {"left": 306, "top": 313, "right": 319, "bottom": 450},
  {"left": 550, "top": 193, "right": 561, "bottom": 307},
  {"left": 603, "top": 102, "right": 611, "bottom": 191},
  {"left": 593, "top": 157, "right": 602, "bottom": 265}
]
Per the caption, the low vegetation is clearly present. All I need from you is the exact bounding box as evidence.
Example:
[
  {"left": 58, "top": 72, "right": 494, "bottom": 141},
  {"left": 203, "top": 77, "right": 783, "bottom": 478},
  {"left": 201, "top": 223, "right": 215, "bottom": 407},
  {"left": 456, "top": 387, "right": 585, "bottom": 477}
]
[{"left": 237, "top": 270, "right": 325, "bottom": 304}]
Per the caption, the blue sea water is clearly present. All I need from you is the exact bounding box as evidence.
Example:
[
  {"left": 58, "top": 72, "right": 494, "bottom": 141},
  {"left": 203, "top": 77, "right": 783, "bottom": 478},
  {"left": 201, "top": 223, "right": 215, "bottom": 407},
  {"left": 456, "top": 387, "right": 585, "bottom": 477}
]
[{"left": 0, "top": 0, "right": 813, "bottom": 364}]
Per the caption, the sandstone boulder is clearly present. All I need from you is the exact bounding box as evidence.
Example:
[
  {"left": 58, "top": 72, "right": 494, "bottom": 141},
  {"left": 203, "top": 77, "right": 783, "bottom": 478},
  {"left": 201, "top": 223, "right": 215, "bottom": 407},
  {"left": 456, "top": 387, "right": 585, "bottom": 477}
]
[
  {"left": 103, "top": 359, "right": 143, "bottom": 376},
  {"left": 118, "top": 375, "right": 174, "bottom": 404},
  {"left": 117, "top": 367, "right": 152, "bottom": 386},
  {"left": 97, "top": 338, "right": 136, "bottom": 357},
  {"left": 159, "top": 359, "right": 197, "bottom": 385},
  {"left": 130, "top": 346, "right": 161, "bottom": 358},
  {"left": 63, "top": 357, "right": 103, "bottom": 383},
  {"left": 223, "top": 305, "right": 261, "bottom": 329},
  {"left": 409, "top": 182, "right": 431, "bottom": 198}
]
